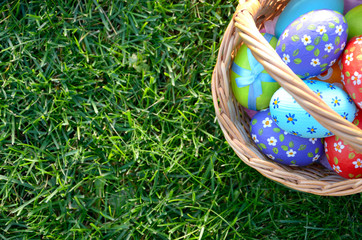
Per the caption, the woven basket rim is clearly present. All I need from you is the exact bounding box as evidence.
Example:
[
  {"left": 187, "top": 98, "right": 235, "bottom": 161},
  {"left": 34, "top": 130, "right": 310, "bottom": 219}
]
[{"left": 211, "top": 0, "right": 362, "bottom": 196}]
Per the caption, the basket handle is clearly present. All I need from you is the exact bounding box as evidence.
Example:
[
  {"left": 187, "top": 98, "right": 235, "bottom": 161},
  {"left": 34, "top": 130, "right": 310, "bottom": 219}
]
[
  {"left": 233, "top": 0, "right": 362, "bottom": 152},
  {"left": 234, "top": 0, "right": 260, "bottom": 18}
]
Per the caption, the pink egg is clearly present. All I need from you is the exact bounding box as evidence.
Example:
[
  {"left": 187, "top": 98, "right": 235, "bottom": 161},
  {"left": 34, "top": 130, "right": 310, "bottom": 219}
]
[
  {"left": 264, "top": 16, "right": 279, "bottom": 35},
  {"left": 243, "top": 107, "right": 258, "bottom": 118}
]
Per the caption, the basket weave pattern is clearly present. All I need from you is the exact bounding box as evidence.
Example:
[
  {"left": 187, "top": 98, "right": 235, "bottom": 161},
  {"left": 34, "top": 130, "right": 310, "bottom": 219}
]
[{"left": 212, "top": 0, "right": 362, "bottom": 196}]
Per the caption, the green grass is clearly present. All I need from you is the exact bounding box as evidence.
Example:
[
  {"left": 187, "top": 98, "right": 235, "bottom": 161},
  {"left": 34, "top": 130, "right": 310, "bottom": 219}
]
[{"left": 0, "top": 0, "right": 360, "bottom": 239}]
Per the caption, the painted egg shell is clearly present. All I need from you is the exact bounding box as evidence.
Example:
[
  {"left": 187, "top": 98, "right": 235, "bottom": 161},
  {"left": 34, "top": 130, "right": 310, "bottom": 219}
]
[
  {"left": 250, "top": 109, "right": 324, "bottom": 166},
  {"left": 243, "top": 107, "right": 258, "bottom": 119},
  {"left": 319, "top": 154, "right": 333, "bottom": 170},
  {"left": 344, "top": 0, "right": 362, "bottom": 14},
  {"left": 264, "top": 16, "right": 279, "bottom": 35},
  {"left": 270, "top": 80, "right": 357, "bottom": 138},
  {"left": 345, "top": 5, "right": 362, "bottom": 40},
  {"left": 276, "top": 10, "right": 348, "bottom": 79},
  {"left": 309, "top": 57, "right": 347, "bottom": 91},
  {"left": 324, "top": 109, "right": 362, "bottom": 179},
  {"left": 231, "top": 33, "right": 280, "bottom": 111},
  {"left": 341, "top": 35, "right": 362, "bottom": 109},
  {"left": 275, "top": 0, "right": 344, "bottom": 38}
]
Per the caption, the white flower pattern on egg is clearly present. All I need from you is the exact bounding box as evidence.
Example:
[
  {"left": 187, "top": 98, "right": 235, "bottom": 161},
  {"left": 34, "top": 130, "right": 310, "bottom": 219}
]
[
  {"left": 358, "top": 102, "right": 362, "bottom": 109},
  {"left": 329, "top": 59, "right": 336, "bottom": 67},
  {"left": 351, "top": 71, "right": 361, "bottom": 85},
  {"left": 333, "top": 165, "right": 342, "bottom": 173},
  {"left": 335, "top": 25, "right": 344, "bottom": 36},
  {"left": 313, "top": 154, "right": 320, "bottom": 161},
  {"left": 286, "top": 149, "right": 297, "bottom": 157},
  {"left": 354, "top": 37, "right": 362, "bottom": 45},
  {"left": 316, "top": 25, "right": 326, "bottom": 35},
  {"left": 341, "top": 73, "right": 345, "bottom": 85},
  {"left": 282, "top": 54, "right": 290, "bottom": 64},
  {"left": 352, "top": 159, "right": 362, "bottom": 168},
  {"left": 324, "top": 43, "right": 334, "bottom": 53},
  {"left": 252, "top": 134, "right": 259, "bottom": 143},
  {"left": 267, "top": 136, "right": 277, "bottom": 146},
  {"left": 251, "top": 110, "right": 325, "bottom": 167},
  {"left": 345, "top": 53, "right": 353, "bottom": 66},
  {"left": 262, "top": 117, "right": 272, "bottom": 128},
  {"left": 275, "top": 10, "right": 347, "bottom": 80},
  {"left": 334, "top": 141, "right": 345, "bottom": 153},
  {"left": 301, "top": 34, "right": 312, "bottom": 46},
  {"left": 310, "top": 58, "right": 320, "bottom": 67},
  {"left": 282, "top": 29, "right": 289, "bottom": 40},
  {"left": 341, "top": 42, "right": 346, "bottom": 49}
]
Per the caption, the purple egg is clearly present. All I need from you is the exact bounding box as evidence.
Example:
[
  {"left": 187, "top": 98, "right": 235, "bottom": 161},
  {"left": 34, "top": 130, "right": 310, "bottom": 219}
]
[
  {"left": 276, "top": 9, "right": 348, "bottom": 79},
  {"left": 250, "top": 109, "right": 324, "bottom": 166},
  {"left": 318, "top": 154, "right": 333, "bottom": 170}
]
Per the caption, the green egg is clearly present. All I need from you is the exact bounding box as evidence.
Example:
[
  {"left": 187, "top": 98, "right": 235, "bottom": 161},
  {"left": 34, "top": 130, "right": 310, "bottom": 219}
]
[
  {"left": 345, "top": 5, "right": 362, "bottom": 40},
  {"left": 230, "top": 33, "right": 281, "bottom": 111}
]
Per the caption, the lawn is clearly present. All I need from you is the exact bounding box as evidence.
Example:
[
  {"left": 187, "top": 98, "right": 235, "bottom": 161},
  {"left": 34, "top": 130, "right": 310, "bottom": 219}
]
[{"left": 0, "top": 0, "right": 360, "bottom": 239}]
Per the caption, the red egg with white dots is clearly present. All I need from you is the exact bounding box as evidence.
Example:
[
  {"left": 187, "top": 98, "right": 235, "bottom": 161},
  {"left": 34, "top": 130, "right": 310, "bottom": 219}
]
[
  {"left": 324, "top": 109, "right": 362, "bottom": 179},
  {"left": 341, "top": 35, "right": 362, "bottom": 109}
]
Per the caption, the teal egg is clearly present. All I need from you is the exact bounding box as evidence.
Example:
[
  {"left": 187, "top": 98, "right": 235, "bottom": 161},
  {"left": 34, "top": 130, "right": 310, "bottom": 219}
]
[
  {"left": 270, "top": 80, "right": 357, "bottom": 138},
  {"left": 275, "top": 0, "right": 344, "bottom": 38},
  {"left": 231, "top": 33, "right": 280, "bottom": 110}
]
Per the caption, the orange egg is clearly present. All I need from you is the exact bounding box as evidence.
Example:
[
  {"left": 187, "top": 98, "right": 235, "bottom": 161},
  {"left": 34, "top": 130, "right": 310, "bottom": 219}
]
[{"left": 309, "top": 58, "right": 347, "bottom": 92}]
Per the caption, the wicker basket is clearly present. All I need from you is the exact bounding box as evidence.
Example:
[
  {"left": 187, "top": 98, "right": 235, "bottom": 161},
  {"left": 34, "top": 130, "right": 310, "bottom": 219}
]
[{"left": 212, "top": 0, "right": 362, "bottom": 196}]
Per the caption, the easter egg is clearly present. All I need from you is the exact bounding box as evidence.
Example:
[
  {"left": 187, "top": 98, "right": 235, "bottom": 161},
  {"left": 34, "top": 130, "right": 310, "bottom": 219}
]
[
  {"left": 341, "top": 35, "right": 362, "bottom": 109},
  {"left": 231, "top": 33, "right": 280, "bottom": 110},
  {"left": 319, "top": 154, "right": 333, "bottom": 170},
  {"left": 276, "top": 10, "right": 348, "bottom": 79},
  {"left": 270, "top": 80, "right": 357, "bottom": 138},
  {"left": 309, "top": 57, "right": 347, "bottom": 91},
  {"left": 264, "top": 16, "right": 279, "bottom": 35},
  {"left": 345, "top": 5, "right": 362, "bottom": 40},
  {"left": 344, "top": 0, "right": 362, "bottom": 14},
  {"left": 243, "top": 107, "right": 258, "bottom": 118},
  {"left": 324, "top": 110, "right": 362, "bottom": 179},
  {"left": 275, "top": 0, "right": 344, "bottom": 38},
  {"left": 250, "top": 109, "right": 324, "bottom": 166}
]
